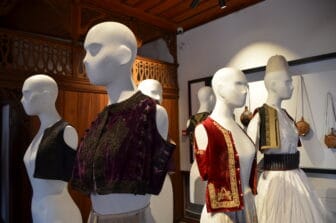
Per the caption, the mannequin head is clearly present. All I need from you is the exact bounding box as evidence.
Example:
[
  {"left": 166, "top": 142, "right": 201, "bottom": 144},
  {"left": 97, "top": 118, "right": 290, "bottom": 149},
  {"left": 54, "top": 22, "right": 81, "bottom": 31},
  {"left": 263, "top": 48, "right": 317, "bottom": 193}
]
[
  {"left": 138, "top": 79, "right": 163, "bottom": 104},
  {"left": 264, "top": 55, "right": 293, "bottom": 100},
  {"left": 21, "top": 74, "right": 58, "bottom": 116},
  {"left": 197, "top": 86, "right": 215, "bottom": 112},
  {"left": 83, "top": 22, "right": 137, "bottom": 86},
  {"left": 211, "top": 67, "right": 248, "bottom": 109}
]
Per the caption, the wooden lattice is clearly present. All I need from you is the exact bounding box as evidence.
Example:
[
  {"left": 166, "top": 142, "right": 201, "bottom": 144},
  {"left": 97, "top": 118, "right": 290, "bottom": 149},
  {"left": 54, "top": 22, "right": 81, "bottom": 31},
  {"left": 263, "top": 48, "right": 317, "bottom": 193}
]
[
  {"left": 0, "top": 28, "right": 177, "bottom": 89},
  {"left": 133, "top": 57, "right": 177, "bottom": 88},
  {"left": 0, "top": 29, "right": 72, "bottom": 76}
]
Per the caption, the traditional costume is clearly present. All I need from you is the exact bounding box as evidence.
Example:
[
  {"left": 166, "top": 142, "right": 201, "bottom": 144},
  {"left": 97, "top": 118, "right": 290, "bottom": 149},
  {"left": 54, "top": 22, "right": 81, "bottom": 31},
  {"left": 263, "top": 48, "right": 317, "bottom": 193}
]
[
  {"left": 194, "top": 117, "right": 258, "bottom": 222},
  {"left": 249, "top": 104, "right": 329, "bottom": 223}
]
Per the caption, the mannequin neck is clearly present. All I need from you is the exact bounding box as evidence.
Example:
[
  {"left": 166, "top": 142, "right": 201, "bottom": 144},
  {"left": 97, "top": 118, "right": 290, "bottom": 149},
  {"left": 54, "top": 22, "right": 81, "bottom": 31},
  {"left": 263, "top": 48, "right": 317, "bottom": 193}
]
[
  {"left": 106, "top": 73, "right": 136, "bottom": 104},
  {"left": 266, "top": 92, "right": 283, "bottom": 109},
  {"left": 210, "top": 101, "right": 235, "bottom": 124},
  {"left": 37, "top": 107, "right": 61, "bottom": 131},
  {"left": 197, "top": 103, "right": 212, "bottom": 113}
]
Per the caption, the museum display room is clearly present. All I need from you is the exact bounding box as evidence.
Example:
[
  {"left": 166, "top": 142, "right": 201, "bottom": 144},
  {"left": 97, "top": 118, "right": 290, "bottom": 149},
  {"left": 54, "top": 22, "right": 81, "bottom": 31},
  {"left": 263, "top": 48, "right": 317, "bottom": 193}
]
[{"left": 0, "top": 0, "right": 336, "bottom": 222}]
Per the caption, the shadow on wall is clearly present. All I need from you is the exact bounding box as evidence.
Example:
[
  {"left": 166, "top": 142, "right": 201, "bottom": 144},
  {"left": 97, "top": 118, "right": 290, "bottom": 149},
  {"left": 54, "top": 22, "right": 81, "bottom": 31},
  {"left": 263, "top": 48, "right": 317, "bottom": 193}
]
[{"left": 326, "top": 188, "right": 336, "bottom": 218}]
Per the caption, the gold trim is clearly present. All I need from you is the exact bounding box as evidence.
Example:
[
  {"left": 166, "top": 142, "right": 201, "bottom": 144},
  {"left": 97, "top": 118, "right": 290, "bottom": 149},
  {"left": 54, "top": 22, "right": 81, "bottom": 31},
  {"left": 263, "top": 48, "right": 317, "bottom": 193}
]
[
  {"left": 208, "top": 122, "right": 240, "bottom": 209},
  {"left": 261, "top": 105, "right": 281, "bottom": 150}
]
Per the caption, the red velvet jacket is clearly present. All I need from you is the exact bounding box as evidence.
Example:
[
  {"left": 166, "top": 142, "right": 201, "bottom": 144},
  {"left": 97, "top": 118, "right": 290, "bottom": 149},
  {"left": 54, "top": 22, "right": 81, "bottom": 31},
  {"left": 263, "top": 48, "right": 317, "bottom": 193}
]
[{"left": 194, "top": 117, "right": 257, "bottom": 213}]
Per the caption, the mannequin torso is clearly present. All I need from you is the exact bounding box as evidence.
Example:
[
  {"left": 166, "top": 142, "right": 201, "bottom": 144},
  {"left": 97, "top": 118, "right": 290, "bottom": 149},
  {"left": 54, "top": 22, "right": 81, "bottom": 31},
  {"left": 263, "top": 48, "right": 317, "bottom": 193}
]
[
  {"left": 24, "top": 125, "right": 82, "bottom": 223},
  {"left": 21, "top": 74, "right": 81, "bottom": 223}
]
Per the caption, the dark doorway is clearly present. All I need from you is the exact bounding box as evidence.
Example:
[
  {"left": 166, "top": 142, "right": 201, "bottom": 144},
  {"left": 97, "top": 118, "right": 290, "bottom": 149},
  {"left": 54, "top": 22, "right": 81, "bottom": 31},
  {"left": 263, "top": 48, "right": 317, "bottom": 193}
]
[{"left": 0, "top": 89, "right": 32, "bottom": 223}]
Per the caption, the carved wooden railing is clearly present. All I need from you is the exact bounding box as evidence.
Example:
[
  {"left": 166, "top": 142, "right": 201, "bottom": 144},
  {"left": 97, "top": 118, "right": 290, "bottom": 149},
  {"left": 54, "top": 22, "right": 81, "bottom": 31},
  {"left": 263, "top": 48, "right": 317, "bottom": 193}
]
[
  {"left": 133, "top": 56, "right": 177, "bottom": 89},
  {"left": 0, "top": 28, "right": 178, "bottom": 90}
]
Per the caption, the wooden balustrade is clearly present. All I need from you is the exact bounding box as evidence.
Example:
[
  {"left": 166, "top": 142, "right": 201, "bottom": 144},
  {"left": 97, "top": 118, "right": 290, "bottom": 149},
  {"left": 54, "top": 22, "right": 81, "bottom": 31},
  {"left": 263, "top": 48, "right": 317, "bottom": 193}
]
[{"left": 0, "top": 28, "right": 178, "bottom": 91}]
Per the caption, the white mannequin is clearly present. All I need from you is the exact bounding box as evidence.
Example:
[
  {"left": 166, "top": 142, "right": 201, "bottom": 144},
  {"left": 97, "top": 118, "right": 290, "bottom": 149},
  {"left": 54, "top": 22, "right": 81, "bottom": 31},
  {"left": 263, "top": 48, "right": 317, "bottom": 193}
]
[
  {"left": 194, "top": 68, "right": 256, "bottom": 223},
  {"left": 137, "top": 79, "right": 163, "bottom": 104},
  {"left": 21, "top": 74, "right": 82, "bottom": 223},
  {"left": 247, "top": 55, "right": 329, "bottom": 223},
  {"left": 195, "top": 86, "right": 215, "bottom": 114},
  {"left": 83, "top": 22, "right": 169, "bottom": 217},
  {"left": 138, "top": 79, "right": 173, "bottom": 223},
  {"left": 188, "top": 86, "right": 215, "bottom": 204}
]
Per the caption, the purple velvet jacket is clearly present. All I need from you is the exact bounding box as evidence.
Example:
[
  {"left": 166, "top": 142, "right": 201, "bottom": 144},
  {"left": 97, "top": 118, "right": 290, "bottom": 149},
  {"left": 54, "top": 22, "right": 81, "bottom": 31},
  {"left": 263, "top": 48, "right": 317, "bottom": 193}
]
[{"left": 71, "top": 91, "right": 175, "bottom": 195}]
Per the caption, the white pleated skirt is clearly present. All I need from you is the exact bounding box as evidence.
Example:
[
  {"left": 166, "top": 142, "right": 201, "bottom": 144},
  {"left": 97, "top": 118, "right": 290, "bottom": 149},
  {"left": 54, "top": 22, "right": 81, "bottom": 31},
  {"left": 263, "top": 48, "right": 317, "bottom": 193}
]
[{"left": 256, "top": 169, "right": 330, "bottom": 223}]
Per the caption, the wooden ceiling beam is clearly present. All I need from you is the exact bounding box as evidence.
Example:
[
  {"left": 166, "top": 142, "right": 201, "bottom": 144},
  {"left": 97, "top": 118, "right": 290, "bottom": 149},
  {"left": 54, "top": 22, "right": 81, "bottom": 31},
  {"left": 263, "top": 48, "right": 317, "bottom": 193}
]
[{"left": 86, "top": 0, "right": 178, "bottom": 32}]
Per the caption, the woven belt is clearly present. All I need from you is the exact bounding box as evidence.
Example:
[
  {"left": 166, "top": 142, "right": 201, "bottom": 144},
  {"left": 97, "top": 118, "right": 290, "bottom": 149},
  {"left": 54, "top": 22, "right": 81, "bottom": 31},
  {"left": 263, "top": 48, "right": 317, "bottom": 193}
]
[{"left": 263, "top": 151, "right": 300, "bottom": 170}]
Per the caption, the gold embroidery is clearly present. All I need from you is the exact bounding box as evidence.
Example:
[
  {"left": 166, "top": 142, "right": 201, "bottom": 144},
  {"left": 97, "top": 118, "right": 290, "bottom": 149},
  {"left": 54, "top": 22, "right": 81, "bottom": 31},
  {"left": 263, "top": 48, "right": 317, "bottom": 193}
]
[
  {"left": 261, "top": 104, "right": 281, "bottom": 150},
  {"left": 208, "top": 122, "right": 240, "bottom": 209},
  {"left": 218, "top": 187, "right": 232, "bottom": 201},
  {"left": 195, "top": 150, "right": 205, "bottom": 155},
  {"left": 99, "top": 118, "right": 129, "bottom": 155}
]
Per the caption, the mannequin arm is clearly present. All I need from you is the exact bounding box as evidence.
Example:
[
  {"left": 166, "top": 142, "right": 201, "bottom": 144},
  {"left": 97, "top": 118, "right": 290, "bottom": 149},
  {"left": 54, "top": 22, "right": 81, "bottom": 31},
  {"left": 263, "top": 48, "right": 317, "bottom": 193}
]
[
  {"left": 194, "top": 124, "right": 209, "bottom": 180},
  {"left": 156, "top": 104, "right": 169, "bottom": 140},
  {"left": 186, "top": 119, "right": 190, "bottom": 129},
  {"left": 194, "top": 124, "right": 208, "bottom": 150},
  {"left": 63, "top": 125, "right": 78, "bottom": 150},
  {"left": 247, "top": 113, "right": 260, "bottom": 149}
]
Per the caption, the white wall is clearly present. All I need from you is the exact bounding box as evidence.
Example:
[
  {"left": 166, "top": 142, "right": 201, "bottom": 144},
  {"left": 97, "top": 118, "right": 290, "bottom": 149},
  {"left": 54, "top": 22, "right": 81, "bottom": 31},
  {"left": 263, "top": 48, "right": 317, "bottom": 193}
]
[
  {"left": 138, "top": 38, "right": 174, "bottom": 63},
  {"left": 177, "top": 0, "right": 336, "bottom": 170}
]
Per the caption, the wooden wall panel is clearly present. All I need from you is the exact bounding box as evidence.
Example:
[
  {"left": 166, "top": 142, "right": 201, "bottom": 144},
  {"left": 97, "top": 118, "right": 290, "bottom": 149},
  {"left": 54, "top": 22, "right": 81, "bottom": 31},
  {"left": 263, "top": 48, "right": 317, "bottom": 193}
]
[
  {"left": 161, "top": 96, "right": 183, "bottom": 221},
  {"left": 60, "top": 91, "right": 79, "bottom": 127},
  {"left": 56, "top": 89, "right": 108, "bottom": 222},
  {"left": 56, "top": 90, "right": 109, "bottom": 136}
]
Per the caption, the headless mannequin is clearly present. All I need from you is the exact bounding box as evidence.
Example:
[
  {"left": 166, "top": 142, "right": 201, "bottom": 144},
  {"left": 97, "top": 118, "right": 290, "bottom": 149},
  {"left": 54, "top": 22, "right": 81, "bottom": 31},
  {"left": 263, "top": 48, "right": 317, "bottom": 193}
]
[
  {"left": 188, "top": 86, "right": 215, "bottom": 204},
  {"left": 138, "top": 79, "right": 173, "bottom": 223},
  {"left": 21, "top": 74, "right": 82, "bottom": 223},
  {"left": 194, "top": 68, "right": 256, "bottom": 223},
  {"left": 82, "top": 22, "right": 169, "bottom": 216}
]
